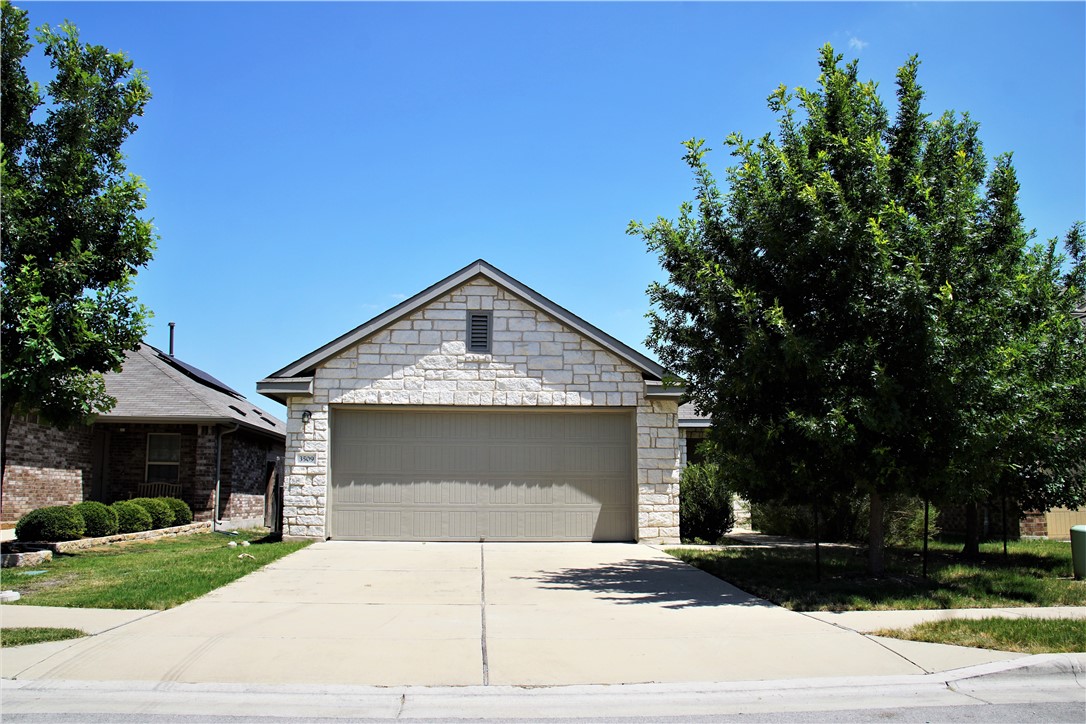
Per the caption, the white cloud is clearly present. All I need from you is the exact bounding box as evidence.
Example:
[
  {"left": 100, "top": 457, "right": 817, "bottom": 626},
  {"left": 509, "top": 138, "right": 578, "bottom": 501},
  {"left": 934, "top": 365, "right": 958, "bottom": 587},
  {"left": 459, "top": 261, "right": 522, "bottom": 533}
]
[{"left": 849, "top": 36, "right": 869, "bottom": 52}]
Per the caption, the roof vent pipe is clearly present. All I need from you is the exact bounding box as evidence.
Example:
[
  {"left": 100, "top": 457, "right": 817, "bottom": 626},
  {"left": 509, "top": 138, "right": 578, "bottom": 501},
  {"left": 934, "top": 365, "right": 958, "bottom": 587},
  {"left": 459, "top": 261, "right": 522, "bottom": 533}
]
[{"left": 168, "top": 322, "right": 176, "bottom": 356}]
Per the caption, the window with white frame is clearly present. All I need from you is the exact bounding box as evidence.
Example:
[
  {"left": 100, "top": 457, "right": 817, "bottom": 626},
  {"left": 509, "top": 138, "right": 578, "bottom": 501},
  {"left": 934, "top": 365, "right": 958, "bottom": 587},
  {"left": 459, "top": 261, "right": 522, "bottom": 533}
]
[{"left": 146, "top": 433, "right": 181, "bottom": 483}]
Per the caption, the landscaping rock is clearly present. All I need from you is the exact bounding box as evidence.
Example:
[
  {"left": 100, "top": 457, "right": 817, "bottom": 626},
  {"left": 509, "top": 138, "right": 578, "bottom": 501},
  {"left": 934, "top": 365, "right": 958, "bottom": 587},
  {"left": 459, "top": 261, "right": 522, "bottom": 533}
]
[{"left": 1, "top": 549, "right": 53, "bottom": 568}]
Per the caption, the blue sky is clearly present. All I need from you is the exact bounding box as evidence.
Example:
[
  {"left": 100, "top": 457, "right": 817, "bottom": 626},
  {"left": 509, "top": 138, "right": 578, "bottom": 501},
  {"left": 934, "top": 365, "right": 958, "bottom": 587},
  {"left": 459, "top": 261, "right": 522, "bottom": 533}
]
[{"left": 17, "top": 1, "right": 1086, "bottom": 418}]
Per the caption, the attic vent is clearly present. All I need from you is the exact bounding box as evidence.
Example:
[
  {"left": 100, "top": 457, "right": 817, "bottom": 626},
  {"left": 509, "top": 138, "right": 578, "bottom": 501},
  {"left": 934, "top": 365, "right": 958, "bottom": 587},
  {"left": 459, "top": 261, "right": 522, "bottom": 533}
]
[
  {"left": 467, "top": 311, "right": 492, "bottom": 353},
  {"left": 228, "top": 404, "right": 248, "bottom": 416}
]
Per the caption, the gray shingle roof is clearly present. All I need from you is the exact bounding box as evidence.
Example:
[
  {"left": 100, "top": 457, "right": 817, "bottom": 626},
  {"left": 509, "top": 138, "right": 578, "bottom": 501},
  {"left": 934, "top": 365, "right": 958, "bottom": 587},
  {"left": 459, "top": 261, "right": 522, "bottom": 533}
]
[
  {"left": 678, "top": 402, "right": 710, "bottom": 427},
  {"left": 101, "top": 344, "right": 285, "bottom": 438}
]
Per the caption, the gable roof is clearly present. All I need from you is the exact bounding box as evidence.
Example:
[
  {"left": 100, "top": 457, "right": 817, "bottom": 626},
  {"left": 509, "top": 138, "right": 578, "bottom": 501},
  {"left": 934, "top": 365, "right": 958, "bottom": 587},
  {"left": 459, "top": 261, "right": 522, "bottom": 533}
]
[
  {"left": 102, "top": 344, "right": 285, "bottom": 438},
  {"left": 259, "top": 259, "right": 672, "bottom": 395}
]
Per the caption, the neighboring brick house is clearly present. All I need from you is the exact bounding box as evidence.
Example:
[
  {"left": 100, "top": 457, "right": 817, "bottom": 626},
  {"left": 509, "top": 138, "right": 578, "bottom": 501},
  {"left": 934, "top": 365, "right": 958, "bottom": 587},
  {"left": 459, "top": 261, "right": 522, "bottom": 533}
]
[
  {"left": 258, "top": 259, "right": 684, "bottom": 543},
  {"left": 2, "top": 344, "right": 285, "bottom": 526}
]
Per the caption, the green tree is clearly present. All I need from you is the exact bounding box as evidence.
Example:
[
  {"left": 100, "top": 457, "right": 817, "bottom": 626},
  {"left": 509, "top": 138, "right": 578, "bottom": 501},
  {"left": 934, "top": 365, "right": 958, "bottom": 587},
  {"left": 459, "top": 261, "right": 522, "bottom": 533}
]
[
  {"left": 631, "top": 45, "right": 1085, "bottom": 574},
  {"left": 1, "top": 2, "right": 155, "bottom": 498}
]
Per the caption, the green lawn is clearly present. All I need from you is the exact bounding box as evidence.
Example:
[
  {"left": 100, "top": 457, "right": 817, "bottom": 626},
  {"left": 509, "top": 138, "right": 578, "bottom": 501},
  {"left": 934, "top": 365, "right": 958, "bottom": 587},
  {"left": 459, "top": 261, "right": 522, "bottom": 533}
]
[
  {"left": 1, "top": 627, "right": 87, "bottom": 647},
  {"left": 670, "top": 537, "right": 1085, "bottom": 611},
  {"left": 876, "top": 617, "right": 1086, "bottom": 654},
  {"left": 3, "top": 529, "right": 311, "bottom": 609}
]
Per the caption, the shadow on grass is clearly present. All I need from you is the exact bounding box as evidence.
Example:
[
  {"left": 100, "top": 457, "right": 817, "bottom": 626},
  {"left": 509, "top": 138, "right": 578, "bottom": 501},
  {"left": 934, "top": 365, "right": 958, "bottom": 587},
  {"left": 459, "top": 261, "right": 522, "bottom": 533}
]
[
  {"left": 671, "top": 540, "right": 1080, "bottom": 611},
  {"left": 515, "top": 556, "right": 776, "bottom": 610}
]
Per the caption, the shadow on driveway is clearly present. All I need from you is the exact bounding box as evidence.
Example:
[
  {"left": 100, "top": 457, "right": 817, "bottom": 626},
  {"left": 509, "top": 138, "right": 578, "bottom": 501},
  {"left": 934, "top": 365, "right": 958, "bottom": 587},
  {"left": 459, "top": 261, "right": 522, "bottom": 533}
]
[{"left": 514, "top": 554, "right": 775, "bottom": 610}]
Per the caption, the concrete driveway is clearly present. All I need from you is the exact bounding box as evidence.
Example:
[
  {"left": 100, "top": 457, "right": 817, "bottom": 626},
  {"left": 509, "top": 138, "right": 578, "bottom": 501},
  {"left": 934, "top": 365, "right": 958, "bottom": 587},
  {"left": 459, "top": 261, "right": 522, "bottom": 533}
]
[{"left": 5, "top": 542, "right": 1021, "bottom": 686}]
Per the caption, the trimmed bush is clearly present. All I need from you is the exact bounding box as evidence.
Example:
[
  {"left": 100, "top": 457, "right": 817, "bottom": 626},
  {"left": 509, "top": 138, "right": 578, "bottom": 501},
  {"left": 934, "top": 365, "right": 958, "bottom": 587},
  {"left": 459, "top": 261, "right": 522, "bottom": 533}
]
[
  {"left": 73, "top": 501, "right": 119, "bottom": 537},
  {"left": 112, "top": 500, "right": 153, "bottom": 533},
  {"left": 129, "top": 497, "right": 175, "bottom": 529},
  {"left": 160, "top": 497, "right": 193, "bottom": 526},
  {"left": 679, "top": 462, "right": 735, "bottom": 544},
  {"left": 15, "top": 506, "right": 86, "bottom": 542}
]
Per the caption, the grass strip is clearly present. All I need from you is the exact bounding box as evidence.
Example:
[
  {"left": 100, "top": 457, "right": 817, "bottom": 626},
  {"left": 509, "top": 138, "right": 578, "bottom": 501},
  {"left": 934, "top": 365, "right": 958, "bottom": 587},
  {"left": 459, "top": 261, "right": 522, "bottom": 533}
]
[
  {"left": 3, "top": 529, "right": 311, "bottom": 610},
  {"left": 874, "top": 617, "right": 1086, "bottom": 654},
  {"left": 670, "top": 538, "right": 1085, "bottom": 611},
  {"left": 1, "top": 627, "right": 86, "bottom": 647}
]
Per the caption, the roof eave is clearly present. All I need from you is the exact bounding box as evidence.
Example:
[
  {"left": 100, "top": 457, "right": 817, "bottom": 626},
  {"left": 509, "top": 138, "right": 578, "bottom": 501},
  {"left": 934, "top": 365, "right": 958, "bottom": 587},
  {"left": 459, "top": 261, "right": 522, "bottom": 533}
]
[
  {"left": 95, "top": 415, "right": 284, "bottom": 440},
  {"left": 644, "top": 381, "right": 686, "bottom": 400},
  {"left": 257, "top": 376, "right": 314, "bottom": 404}
]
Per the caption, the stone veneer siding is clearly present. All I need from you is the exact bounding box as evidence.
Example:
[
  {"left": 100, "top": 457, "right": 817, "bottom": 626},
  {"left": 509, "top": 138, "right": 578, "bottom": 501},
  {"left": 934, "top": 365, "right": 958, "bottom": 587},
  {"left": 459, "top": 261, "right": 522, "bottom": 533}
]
[
  {"left": 1, "top": 415, "right": 94, "bottom": 522},
  {"left": 282, "top": 278, "right": 681, "bottom": 542}
]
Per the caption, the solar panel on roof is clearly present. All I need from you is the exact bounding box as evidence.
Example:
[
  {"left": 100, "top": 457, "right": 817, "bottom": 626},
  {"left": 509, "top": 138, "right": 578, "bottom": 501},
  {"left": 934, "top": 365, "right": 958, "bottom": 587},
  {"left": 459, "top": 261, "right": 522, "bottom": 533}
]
[{"left": 146, "top": 345, "right": 242, "bottom": 397}]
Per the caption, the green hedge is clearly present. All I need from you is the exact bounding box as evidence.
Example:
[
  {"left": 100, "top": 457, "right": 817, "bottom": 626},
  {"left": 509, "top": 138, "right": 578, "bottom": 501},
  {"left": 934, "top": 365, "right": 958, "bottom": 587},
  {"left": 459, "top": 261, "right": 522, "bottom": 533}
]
[
  {"left": 160, "top": 497, "right": 193, "bottom": 526},
  {"left": 680, "top": 462, "right": 735, "bottom": 544},
  {"left": 14, "top": 495, "right": 196, "bottom": 542},
  {"left": 111, "top": 500, "right": 153, "bottom": 533},
  {"left": 129, "top": 497, "right": 175, "bottom": 529},
  {"left": 72, "top": 501, "right": 119, "bottom": 537},
  {"left": 15, "top": 506, "right": 86, "bottom": 542}
]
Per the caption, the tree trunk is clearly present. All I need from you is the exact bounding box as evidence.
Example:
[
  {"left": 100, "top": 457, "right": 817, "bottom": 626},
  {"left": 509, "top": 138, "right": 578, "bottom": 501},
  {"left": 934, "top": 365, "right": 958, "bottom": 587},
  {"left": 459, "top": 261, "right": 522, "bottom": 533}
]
[
  {"left": 868, "top": 490, "right": 886, "bottom": 577},
  {"left": 962, "top": 500, "right": 981, "bottom": 559}
]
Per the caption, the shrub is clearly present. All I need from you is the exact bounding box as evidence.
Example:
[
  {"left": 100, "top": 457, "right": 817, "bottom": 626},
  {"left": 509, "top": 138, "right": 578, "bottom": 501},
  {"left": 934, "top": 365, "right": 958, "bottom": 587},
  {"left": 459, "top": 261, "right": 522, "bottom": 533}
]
[
  {"left": 750, "top": 494, "right": 939, "bottom": 546},
  {"left": 15, "top": 506, "right": 86, "bottom": 542},
  {"left": 680, "top": 462, "right": 735, "bottom": 544},
  {"left": 160, "top": 497, "right": 193, "bottom": 526},
  {"left": 112, "top": 500, "right": 153, "bottom": 533},
  {"left": 885, "top": 497, "right": 939, "bottom": 547},
  {"left": 72, "top": 501, "right": 119, "bottom": 538},
  {"left": 129, "top": 497, "right": 175, "bottom": 529}
]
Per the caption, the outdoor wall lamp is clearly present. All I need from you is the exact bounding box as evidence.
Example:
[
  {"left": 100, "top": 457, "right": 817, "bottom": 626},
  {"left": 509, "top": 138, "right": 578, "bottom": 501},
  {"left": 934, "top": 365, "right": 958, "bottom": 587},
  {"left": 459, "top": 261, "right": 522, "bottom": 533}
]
[{"left": 301, "top": 410, "right": 312, "bottom": 425}]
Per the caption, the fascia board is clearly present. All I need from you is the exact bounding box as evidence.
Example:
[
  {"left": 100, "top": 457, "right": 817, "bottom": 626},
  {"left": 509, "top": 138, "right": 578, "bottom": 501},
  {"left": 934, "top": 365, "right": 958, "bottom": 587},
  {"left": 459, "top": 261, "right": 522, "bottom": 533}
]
[
  {"left": 644, "top": 381, "right": 686, "bottom": 399},
  {"left": 95, "top": 416, "right": 284, "bottom": 440}
]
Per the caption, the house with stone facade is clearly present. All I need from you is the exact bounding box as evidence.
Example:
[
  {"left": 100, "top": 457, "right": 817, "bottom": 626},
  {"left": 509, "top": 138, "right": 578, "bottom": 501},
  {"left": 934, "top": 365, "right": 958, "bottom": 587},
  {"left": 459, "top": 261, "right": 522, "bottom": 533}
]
[
  {"left": 258, "top": 259, "right": 684, "bottom": 543},
  {"left": 2, "top": 344, "right": 285, "bottom": 527}
]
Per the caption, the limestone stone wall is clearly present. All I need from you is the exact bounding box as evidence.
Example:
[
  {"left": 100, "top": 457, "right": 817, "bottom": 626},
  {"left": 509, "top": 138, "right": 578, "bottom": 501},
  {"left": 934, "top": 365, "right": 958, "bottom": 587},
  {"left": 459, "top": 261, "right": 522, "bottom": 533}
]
[{"left": 282, "top": 278, "right": 680, "bottom": 542}]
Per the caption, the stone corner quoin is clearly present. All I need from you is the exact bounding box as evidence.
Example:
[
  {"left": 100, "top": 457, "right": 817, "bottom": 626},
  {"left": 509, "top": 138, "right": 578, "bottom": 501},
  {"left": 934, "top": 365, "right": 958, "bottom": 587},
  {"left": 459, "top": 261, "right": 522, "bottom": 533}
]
[{"left": 279, "top": 278, "right": 681, "bottom": 543}]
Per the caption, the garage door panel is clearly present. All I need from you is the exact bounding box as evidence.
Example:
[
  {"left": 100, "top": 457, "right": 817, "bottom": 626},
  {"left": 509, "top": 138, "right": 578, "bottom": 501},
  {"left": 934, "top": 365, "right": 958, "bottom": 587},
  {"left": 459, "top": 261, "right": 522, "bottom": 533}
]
[{"left": 330, "top": 409, "right": 633, "bottom": 541}]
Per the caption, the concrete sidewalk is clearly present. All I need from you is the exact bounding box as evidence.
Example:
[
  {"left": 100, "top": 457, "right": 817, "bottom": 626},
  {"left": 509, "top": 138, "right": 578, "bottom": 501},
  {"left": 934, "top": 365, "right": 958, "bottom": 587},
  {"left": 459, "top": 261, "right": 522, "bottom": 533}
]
[{"left": 2, "top": 542, "right": 1044, "bottom": 688}]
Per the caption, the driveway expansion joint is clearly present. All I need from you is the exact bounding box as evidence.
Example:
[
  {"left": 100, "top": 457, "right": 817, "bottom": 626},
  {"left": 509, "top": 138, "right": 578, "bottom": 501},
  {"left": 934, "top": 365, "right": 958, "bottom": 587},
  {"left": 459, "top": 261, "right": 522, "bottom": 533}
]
[{"left": 480, "top": 543, "right": 489, "bottom": 687}]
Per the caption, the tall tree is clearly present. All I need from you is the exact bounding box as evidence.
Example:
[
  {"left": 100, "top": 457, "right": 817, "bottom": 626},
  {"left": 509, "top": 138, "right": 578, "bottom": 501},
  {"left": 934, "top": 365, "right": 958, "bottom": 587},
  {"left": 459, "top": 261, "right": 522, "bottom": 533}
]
[
  {"left": 631, "top": 45, "right": 1085, "bottom": 574},
  {"left": 1, "top": 2, "right": 156, "bottom": 500}
]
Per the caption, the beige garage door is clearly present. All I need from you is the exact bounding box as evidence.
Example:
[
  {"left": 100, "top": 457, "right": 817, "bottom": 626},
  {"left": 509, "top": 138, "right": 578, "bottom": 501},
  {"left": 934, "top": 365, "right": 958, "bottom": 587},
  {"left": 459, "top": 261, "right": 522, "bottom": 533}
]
[{"left": 329, "top": 408, "right": 633, "bottom": 541}]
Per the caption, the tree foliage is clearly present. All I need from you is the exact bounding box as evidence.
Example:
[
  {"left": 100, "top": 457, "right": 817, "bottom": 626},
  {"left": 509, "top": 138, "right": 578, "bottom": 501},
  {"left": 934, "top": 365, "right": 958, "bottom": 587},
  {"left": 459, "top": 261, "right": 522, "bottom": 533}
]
[
  {"left": 1, "top": 2, "right": 155, "bottom": 481},
  {"left": 631, "top": 45, "right": 1085, "bottom": 573}
]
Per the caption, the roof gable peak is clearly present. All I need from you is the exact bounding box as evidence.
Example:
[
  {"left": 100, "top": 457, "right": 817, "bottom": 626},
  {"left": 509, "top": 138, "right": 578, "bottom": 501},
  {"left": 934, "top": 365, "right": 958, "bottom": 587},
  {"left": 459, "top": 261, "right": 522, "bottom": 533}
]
[{"left": 262, "top": 259, "right": 667, "bottom": 382}]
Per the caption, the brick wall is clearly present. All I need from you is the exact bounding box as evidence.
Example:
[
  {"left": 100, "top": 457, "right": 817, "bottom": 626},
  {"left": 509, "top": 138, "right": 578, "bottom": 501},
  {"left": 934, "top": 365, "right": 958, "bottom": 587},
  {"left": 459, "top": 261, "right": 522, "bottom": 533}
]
[
  {"left": 220, "top": 430, "right": 280, "bottom": 522},
  {"left": 100, "top": 423, "right": 229, "bottom": 522},
  {"left": 1020, "top": 511, "right": 1047, "bottom": 538},
  {"left": 103, "top": 424, "right": 201, "bottom": 505},
  {"left": 1, "top": 415, "right": 94, "bottom": 522},
  {"left": 283, "top": 277, "right": 681, "bottom": 542}
]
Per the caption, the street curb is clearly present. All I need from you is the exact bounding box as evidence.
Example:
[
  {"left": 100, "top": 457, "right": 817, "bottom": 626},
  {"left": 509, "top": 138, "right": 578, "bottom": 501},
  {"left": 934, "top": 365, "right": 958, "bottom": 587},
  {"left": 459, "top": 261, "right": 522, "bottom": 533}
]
[
  {"left": 4, "top": 653, "right": 1083, "bottom": 695},
  {"left": 935, "top": 652, "right": 1085, "bottom": 683}
]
